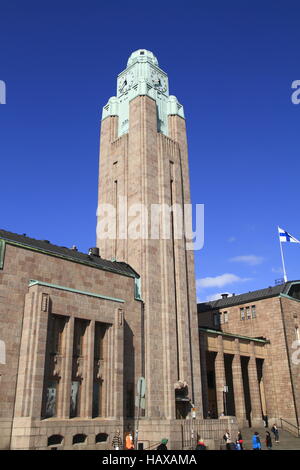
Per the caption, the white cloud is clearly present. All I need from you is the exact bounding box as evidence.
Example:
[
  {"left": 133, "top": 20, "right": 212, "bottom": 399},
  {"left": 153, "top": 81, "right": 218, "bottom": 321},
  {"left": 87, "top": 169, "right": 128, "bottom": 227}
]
[
  {"left": 229, "top": 255, "right": 264, "bottom": 266},
  {"left": 228, "top": 236, "right": 236, "bottom": 243},
  {"left": 196, "top": 273, "right": 251, "bottom": 289}
]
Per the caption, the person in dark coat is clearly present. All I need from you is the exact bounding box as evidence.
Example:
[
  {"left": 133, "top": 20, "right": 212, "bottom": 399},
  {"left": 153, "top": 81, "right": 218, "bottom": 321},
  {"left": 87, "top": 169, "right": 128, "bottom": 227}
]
[
  {"left": 265, "top": 431, "right": 272, "bottom": 450},
  {"left": 156, "top": 438, "right": 168, "bottom": 450},
  {"left": 271, "top": 424, "right": 280, "bottom": 443}
]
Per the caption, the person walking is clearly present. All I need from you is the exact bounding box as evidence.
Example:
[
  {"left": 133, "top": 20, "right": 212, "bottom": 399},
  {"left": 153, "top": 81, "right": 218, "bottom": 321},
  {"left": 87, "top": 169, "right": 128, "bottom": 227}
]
[
  {"left": 265, "top": 431, "right": 272, "bottom": 450},
  {"left": 271, "top": 424, "right": 280, "bottom": 443},
  {"left": 235, "top": 440, "right": 242, "bottom": 450},
  {"left": 237, "top": 431, "right": 244, "bottom": 450},
  {"left": 223, "top": 430, "right": 231, "bottom": 450},
  {"left": 156, "top": 438, "right": 168, "bottom": 450},
  {"left": 112, "top": 429, "right": 122, "bottom": 450},
  {"left": 252, "top": 431, "right": 261, "bottom": 450}
]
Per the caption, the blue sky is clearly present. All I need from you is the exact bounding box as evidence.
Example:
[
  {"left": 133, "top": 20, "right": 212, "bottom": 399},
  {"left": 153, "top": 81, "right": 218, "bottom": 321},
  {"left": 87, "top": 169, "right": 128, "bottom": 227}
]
[{"left": 1, "top": 0, "right": 300, "bottom": 302}]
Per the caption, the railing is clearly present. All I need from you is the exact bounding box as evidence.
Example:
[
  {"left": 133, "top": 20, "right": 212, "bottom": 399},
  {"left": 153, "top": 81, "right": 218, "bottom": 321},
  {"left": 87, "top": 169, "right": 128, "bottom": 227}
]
[
  {"left": 280, "top": 418, "right": 300, "bottom": 437},
  {"left": 181, "top": 417, "right": 238, "bottom": 450}
]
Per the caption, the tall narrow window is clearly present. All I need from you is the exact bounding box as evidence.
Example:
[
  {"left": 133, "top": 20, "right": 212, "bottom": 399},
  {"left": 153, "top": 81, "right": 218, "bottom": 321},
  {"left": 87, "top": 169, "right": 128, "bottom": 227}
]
[
  {"left": 251, "top": 305, "right": 256, "bottom": 319},
  {"left": 213, "top": 313, "right": 220, "bottom": 328},
  {"left": 240, "top": 308, "right": 245, "bottom": 321},
  {"left": 224, "top": 311, "right": 228, "bottom": 323},
  {"left": 246, "top": 306, "right": 251, "bottom": 320},
  {"left": 42, "top": 315, "right": 67, "bottom": 419}
]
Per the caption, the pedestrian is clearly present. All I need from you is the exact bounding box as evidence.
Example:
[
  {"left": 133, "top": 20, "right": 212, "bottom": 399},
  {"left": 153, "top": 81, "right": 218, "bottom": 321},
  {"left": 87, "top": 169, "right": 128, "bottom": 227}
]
[
  {"left": 263, "top": 415, "right": 269, "bottom": 428},
  {"left": 237, "top": 431, "right": 244, "bottom": 450},
  {"left": 112, "top": 429, "right": 122, "bottom": 450},
  {"left": 235, "top": 440, "right": 242, "bottom": 450},
  {"left": 125, "top": 432, "right": 134, "bottom": 449},
  {"left": 252, "top": 431, "right": 261, "bottom": 450},
  {"left": 195, "top": 438, "right": 206, "bottom": 450},
  {"left": 265, "top": 431, "right": 272, "bottom": 450},
  {"left": 271, "top": 424, "right": 280, "bottom": 443},
  {"left": 156, "top": 438, "right": 168, "bottom": 450},
  {"left": 223, "top": 430, "right": 231, "bottom": 450}
]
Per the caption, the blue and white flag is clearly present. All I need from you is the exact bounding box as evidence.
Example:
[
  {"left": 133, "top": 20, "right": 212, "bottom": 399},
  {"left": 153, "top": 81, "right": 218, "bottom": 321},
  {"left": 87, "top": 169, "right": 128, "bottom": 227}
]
[{"left": 278, "top": 227, "right": 300, "bottom": 243}]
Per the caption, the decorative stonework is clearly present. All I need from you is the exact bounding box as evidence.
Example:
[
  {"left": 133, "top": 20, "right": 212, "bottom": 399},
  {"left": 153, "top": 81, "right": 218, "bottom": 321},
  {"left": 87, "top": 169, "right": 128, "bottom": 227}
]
[{"left": 102, "top": 49, "right": 184, "bottom": 137}]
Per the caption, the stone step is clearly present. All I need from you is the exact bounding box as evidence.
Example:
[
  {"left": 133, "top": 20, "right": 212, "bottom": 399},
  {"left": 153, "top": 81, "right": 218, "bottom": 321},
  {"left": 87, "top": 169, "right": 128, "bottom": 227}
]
[{"left": 238, "top": 427, "right": 300, "bottom": 450}]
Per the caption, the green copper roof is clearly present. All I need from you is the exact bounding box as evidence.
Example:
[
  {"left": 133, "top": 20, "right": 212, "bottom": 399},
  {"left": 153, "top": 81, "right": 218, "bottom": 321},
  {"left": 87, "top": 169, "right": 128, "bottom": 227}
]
[
  {"left": 29, "top": 280, "right": 125, "bottom": 303},
  {"left": 127, "top": 49, "right": 159, "bottom": 67},
  {"left": 199, "top": 327, "right": 269, "bottom": 344},
  {"left": 102, "top": 49, "right": 185, "bottom": 137}
]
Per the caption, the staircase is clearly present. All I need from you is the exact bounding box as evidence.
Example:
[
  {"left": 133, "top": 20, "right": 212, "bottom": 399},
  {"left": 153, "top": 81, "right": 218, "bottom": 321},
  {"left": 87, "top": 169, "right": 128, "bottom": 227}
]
[{"left": 239, "top": 426, "right": 300, "bottom": 450}]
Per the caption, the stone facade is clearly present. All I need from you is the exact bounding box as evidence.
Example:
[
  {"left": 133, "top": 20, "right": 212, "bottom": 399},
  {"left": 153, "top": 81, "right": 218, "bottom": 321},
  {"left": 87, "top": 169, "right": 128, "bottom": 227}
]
[
  {"left": 96, "top": 50, "right": 203, "bottom": 446},
  {"left": 0, "top": 49, "right": 206, "bottom": 450},
  {"left": 0, "top": 238, "right": 142, "bottom": 449},
  {"left": 198, "top": 283, "right": 300, "bottom": 430},
  {"left": 2, "top": 49, "right": 299, "bottom": 450}
]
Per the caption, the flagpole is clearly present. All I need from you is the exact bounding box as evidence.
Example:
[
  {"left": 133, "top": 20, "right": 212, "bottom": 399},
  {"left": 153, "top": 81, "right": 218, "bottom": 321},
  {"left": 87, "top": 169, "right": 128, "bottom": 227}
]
[{"left": 278, "top": 227, "right": 288, "bottom": 282}]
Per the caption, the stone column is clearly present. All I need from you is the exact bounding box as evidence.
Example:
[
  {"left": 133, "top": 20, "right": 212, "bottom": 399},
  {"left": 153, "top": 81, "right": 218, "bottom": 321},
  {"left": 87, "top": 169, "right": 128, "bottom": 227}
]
[
  {"left": 113, "top": 308, "right": 125, "bottom": 419},
  {"left": 13, "top": 289, "right": 49, "bottom": 419},
  {"left": 11, "top": 288, "right": 50, "bottom": 449},
  {"left": 81, "top": 320, "right": 95, "bottom": 418},
  {"left": 232, "top": 339, "right": 247, "bottom": 425},
  {"left": 199, "top": 333, "right": 209, "bottom": 417},
  {"left": 214, "top": 335, "right": 226, "bottom": 417},
  {"left": 248, "top": 341, "right": 263, "bottom": 426},
  {"left": 59, "top": 315, "right": 74, "bottom": 418},
  {"left": 104, "top": 324, "right": 113, "bottom": 418}
]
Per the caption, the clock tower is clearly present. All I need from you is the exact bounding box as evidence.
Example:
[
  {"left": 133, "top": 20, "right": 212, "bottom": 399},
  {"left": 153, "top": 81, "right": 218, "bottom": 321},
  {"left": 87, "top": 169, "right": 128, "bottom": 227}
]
[{"left": 97, "top": 49, "right": 203, "bottom": 447}]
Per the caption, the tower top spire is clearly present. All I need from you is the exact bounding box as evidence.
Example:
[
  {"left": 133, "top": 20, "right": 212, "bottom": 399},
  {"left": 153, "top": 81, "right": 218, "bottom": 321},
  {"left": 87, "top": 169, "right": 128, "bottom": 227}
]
[
  {"left": 127, "top": 49, "right": 158, "bottom": 68},
  {"left": 102, "top": 49, "right": 184, "bottom": 136}
]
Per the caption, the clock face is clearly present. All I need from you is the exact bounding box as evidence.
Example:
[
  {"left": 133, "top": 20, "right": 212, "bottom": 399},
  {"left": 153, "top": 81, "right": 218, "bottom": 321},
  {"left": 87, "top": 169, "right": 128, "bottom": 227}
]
[
  {"left": 150, "top": 70, "right": 167, "bottom": 93},
  {"left": 118, "top": 71, "right": 135, "bottom": 94}
]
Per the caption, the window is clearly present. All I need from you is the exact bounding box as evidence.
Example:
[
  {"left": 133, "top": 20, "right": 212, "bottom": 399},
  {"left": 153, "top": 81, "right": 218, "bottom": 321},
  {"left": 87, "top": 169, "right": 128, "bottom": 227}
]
[
  {"left": 251, "top": 305, "right": 256, "bottom": 319},
  {"left": 44, "top": 381, "right": 58, "bottom": 418},
  {"left": 246, "top": 306, "right": 251, "bottom": 320},
  {"left": 96, "top": 433, "right": 108, "bottom": 443},
  {"left": 72, "top": 434, "right": 87, "bottom": 445},
  {"left": 224, "top": 311, "right": 228, "bottom": 323},
  {"left": 42, "top": 315, "right": 67, "bottom": 419},
  {"left": 213, "top": 313, "right": 220, "bottom": 328},
  {"left": 240, "top": 308, "right": 245, "bottom": 321},
  {"left": 48, "top": 435, "right": 63, "bottom": 446}
]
